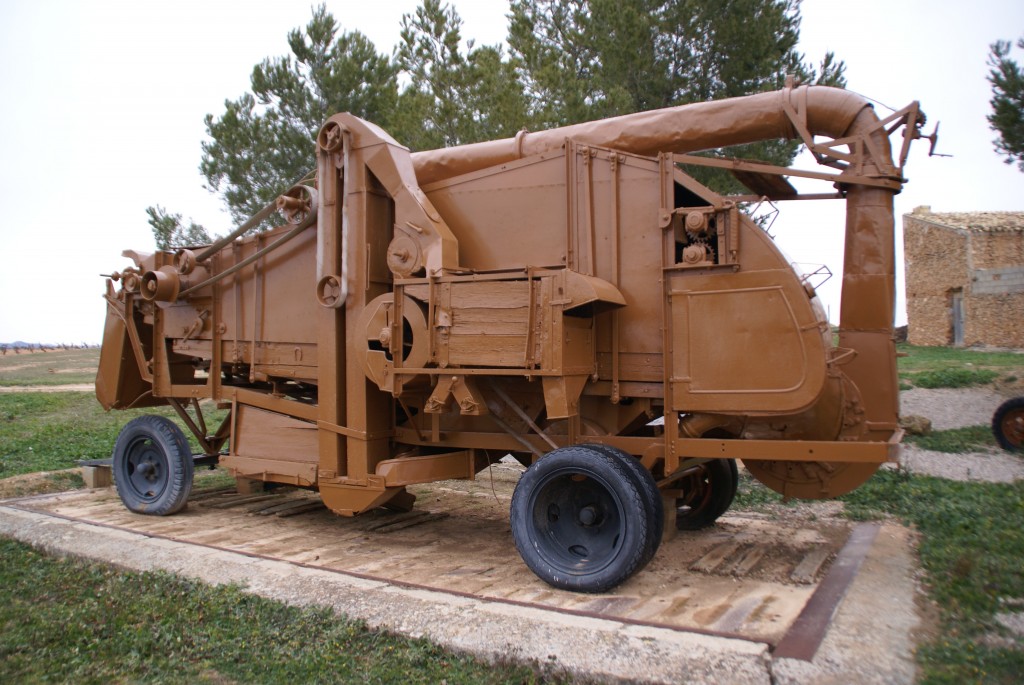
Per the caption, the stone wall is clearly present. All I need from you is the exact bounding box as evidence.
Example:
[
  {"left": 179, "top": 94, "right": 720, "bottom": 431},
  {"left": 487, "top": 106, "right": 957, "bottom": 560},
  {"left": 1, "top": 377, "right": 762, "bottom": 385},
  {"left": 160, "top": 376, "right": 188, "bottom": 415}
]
[
  {"left": 903, "top": 211, "right": 967, "bottom": 346},
  {"left": 903, "top": 207, "right": 1024, "bottom": 348}
]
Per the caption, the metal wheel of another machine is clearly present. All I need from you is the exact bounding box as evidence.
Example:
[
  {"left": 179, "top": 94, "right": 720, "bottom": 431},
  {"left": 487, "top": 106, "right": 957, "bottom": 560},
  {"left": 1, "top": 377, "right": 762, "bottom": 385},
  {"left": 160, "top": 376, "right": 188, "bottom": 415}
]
[
  {"left": 510, "top": 446, "right": 656, "bottom": 593},
  {"left": 993, "top": 396, "right": 1024, "bottom": 452},
  {"left": 112, "top": 415, "right": 194, "bottom": 515},
  {"left": 675, "top": 458, "right": 738, "bottom": 531}
]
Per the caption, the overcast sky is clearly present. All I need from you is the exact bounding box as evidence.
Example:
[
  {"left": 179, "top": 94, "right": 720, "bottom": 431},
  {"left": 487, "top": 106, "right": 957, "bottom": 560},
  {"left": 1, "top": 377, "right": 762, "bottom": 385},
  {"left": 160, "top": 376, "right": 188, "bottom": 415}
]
[{"left": 1, "top": 0, "right": 1021, "bottom": 343}]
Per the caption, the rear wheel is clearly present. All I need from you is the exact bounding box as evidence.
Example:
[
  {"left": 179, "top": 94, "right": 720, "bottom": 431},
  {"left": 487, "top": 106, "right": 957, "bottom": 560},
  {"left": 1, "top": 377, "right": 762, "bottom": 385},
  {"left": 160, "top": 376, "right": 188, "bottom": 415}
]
[
  {"left": 510, "top": 446, "right": 656, "bottom": 593},
  {"left": 112, "top": 415, "right": 193, "bottom": 515},
  {"left": 993, "top": 396, "right": 1024, "bottom": 452},
  {"left": 675, "top": 459, "right": 738, "bottom": 531}
]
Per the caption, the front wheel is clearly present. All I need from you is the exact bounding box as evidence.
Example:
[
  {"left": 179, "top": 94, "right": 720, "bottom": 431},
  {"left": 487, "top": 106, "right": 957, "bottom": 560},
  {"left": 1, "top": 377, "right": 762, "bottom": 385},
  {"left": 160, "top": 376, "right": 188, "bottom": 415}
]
[
  {"left": 993, "top": 396, "right": 1024, "bottom": 452},
  {"left": 510, "top": 446, "right": 656, "bottom": 593},
  {"left": 112, "top": 415, "right": 193, "bottom": 515}
]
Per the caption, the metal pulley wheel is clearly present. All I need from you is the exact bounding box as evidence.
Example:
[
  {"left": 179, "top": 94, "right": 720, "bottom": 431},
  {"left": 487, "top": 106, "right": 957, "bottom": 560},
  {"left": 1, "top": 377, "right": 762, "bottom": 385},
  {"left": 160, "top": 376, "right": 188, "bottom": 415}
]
[{"left": 353, "top": 293, "right": 429, "bottom": 390}]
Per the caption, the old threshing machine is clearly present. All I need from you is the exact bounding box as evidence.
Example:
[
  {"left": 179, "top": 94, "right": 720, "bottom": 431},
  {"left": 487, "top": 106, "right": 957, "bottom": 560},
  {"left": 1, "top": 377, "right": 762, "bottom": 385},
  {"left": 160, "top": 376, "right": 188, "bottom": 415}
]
[{"left": 97, "top": 85, "right": 930, "bottom": 591}]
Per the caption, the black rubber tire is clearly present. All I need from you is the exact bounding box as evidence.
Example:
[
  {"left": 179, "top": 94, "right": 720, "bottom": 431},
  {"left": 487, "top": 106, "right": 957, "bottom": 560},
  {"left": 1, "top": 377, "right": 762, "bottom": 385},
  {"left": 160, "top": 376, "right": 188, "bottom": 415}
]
[
  {"left": 992, "top": 396, "right": 1024, "bottom": 452},
  {"left": 510, "top": 446, "right": 655, "bottom": 593},
  {"left": 580, "top": 443, "right": 663, "bottom": 565},
  {"left": 676, "top": 458, "right": 738, "bottom": 531},
  {"left": 112, "top": 415, "right": 193, "bottom": 515}
]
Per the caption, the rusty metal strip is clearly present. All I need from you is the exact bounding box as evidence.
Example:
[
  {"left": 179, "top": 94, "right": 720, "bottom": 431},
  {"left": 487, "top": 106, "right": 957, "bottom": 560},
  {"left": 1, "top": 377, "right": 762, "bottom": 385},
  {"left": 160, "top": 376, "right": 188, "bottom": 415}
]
[{"left": 772, "top": 522, "right": 880, "bottom": 661}]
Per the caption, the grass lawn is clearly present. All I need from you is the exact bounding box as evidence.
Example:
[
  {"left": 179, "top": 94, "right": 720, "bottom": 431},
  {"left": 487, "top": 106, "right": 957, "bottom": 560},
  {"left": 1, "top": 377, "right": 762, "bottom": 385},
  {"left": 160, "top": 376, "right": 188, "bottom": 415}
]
[
  {"left": 897, "top": 344, "right": 1024, "bottom": 389},
  {"left": 0, "top": 538, "right": 547, "bottom": 685}
]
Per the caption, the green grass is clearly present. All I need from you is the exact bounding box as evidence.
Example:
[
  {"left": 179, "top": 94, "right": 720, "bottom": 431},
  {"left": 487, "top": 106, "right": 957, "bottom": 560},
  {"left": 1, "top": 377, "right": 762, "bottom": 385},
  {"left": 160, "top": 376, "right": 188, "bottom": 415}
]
[
  {"left": 897, "top": 344, "right": 1024, "bottom": 389},
  {"left": 906, "top": 425, "right": 998, "bottom": 453},
  {"left": 733, "top": 469, "right": 787, "bottom": 510},
  {"left": 0, "top": 538, "right": 549, "bottom": 685},
  {"left": 0, "top": 393, "right": 225, "bottom": 478},
  {"left": 896, "top": 344, "right": 1024, "bottom": 374},
  {"left": 840, "top": 470, "right": 1024, "bottom": 684}
]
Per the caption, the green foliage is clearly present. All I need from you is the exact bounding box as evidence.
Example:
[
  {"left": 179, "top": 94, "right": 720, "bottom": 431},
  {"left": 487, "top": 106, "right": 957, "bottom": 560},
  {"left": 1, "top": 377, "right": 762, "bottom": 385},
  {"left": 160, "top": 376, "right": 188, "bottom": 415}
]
[
  {"left": 988, "top": 36, "right": 1024, "bottom": 172},
  {"left": 394, "top": 0, "right": 531, "bottom": 150},
  {"left": 0, "top": 538, "right": 544, "bottom": 684},
  {"left": 905, "top": 425, "right": 997, "bottom": 453},
  {"left": 200, "top": 4, "right": 399, "bottom": 227},
  {"left": 904, "top": 368, "right": 1000, "bottom": 389},
  {"left": 507, "top": 0, "right": 846, "bottom": 194},
  {"left": 842, "top": 471, "right": 1024, "bottom": 625},
  {"left": 841, "top": 470, "right": 1024, "bottom": 682},
  {"left": 146, "top": 205, "right": 212, "bottom": 251},
  {"left": 149, "top": 4, "right": 401, "bottom": 244}
]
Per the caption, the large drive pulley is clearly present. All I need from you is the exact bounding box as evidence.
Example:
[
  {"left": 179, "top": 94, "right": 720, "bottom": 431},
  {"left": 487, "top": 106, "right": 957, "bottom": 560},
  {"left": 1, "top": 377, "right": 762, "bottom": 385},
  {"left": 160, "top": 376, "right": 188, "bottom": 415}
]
[{"left": 743, "top": 459, "right": 879, "bottom": 499}]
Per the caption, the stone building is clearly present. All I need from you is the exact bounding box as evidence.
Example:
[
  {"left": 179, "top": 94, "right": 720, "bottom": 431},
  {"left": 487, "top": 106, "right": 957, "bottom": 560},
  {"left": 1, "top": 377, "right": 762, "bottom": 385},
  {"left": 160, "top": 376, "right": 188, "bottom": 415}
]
[{"left": 903, "top": 207, "right": 1024, "bottom": 347}]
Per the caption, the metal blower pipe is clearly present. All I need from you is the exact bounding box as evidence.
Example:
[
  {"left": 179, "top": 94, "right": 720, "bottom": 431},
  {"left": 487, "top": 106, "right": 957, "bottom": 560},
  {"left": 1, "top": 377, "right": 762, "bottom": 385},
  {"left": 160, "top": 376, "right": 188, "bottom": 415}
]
[{"left": 410, "top": 86, "right": 878, "bottom": 185}]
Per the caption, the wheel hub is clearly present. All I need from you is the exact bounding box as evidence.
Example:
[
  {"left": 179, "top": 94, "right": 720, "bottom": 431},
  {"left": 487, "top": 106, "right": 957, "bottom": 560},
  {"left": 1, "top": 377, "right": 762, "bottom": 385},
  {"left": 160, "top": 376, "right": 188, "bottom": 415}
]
[
  {"left": 1002, "top": 410, "right": 1024, "bottom": 447},
  {"left": 577, "top": 504, "right": 601, "bottom": 526}
]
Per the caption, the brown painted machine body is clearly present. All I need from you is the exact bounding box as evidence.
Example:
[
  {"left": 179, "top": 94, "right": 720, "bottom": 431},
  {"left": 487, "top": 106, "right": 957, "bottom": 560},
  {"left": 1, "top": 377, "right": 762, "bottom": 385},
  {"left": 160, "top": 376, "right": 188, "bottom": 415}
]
[{"left": 97, "top": 85, "right": 928, "bottom": 591}]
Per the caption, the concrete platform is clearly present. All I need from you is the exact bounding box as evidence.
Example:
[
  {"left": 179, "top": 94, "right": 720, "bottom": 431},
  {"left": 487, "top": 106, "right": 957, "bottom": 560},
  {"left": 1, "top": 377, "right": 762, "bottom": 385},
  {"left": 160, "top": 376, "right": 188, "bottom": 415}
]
[{"left": 0, "top": 476, "right": 922, "bottom": 684}]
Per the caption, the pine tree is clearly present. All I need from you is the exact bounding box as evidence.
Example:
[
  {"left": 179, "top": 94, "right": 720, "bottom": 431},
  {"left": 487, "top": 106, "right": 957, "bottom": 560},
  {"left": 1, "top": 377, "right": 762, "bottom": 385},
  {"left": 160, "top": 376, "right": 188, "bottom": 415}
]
[
  {"left": 988, "top": 36, "right": 1024, "bottom": 172},
  {"left": 146, "top": 206, "right": 212, "bottom": 251},
  {"left": 508, "top": 0, "right": 846, "bottom": 193},
  {"left": 200, "top": 5, "right": 399, "bottom": 224},
  {"left": 147, "top": 4, "right": 399, "bottom": 246},
  {"left": 149, "top": 1, "right": 847, "bottom": 247},
  {"left": 393, "top": 0, "right": 530, "bottom": 150}
]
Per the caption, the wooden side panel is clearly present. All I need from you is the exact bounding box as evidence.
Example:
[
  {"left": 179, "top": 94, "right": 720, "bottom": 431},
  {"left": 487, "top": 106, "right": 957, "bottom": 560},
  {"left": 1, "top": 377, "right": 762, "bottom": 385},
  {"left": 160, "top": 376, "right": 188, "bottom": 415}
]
[
  {"left": 230, "top": 405, "right": 318, "bottom": 463},
  {"left": 447, "top": 281, "right": 531, "bottom": 367}
]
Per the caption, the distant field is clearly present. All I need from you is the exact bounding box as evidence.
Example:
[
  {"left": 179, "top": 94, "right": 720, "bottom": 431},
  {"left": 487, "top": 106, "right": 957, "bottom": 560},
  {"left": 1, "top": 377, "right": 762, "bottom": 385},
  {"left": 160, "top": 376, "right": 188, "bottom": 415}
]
[{"left": 0, "top": 348, "right": 100, "bottom": 387}]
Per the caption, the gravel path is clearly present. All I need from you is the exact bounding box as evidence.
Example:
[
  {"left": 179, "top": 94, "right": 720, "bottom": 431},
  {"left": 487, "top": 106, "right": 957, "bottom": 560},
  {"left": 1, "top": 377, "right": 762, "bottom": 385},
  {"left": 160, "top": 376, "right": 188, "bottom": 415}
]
[
  {"left": 0, "top": 384, "right": 93, "bottom": 393},
  {"left": 898, "top": 388, "right": 1024, "bottom": 483},
  {"left": 899, "top": 387, "right": 1007, "bottom": 431}
]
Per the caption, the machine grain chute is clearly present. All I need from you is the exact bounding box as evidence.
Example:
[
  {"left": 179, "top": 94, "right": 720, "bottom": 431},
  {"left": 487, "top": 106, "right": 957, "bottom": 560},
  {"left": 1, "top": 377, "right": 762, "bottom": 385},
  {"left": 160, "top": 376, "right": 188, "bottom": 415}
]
[{"left": 97, "top": 84, "right": 929, "bottom": 592}]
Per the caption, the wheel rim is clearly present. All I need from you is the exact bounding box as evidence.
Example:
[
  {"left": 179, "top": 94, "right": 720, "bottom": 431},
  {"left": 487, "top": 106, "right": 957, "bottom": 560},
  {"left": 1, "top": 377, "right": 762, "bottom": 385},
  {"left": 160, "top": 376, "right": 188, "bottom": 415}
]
[
  {"left": 677, "top": 466, "right": 714, "bottom": 518},
  {"left": 528, "top": 468, "right": 625, "bottom": 577},
  {"left": 122, "top": 436, "right": 170, "bottom": 502},
  {"left": 1001, "top": 408, "right": 1024, "bottom": 448}
]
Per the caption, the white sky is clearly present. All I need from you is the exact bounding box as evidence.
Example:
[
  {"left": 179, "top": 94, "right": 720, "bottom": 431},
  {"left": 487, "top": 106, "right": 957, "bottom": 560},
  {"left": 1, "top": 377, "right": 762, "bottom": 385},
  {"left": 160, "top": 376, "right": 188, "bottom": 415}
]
[{"left": 0, "top": 0, "right": 1021, "bottom": 343}]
